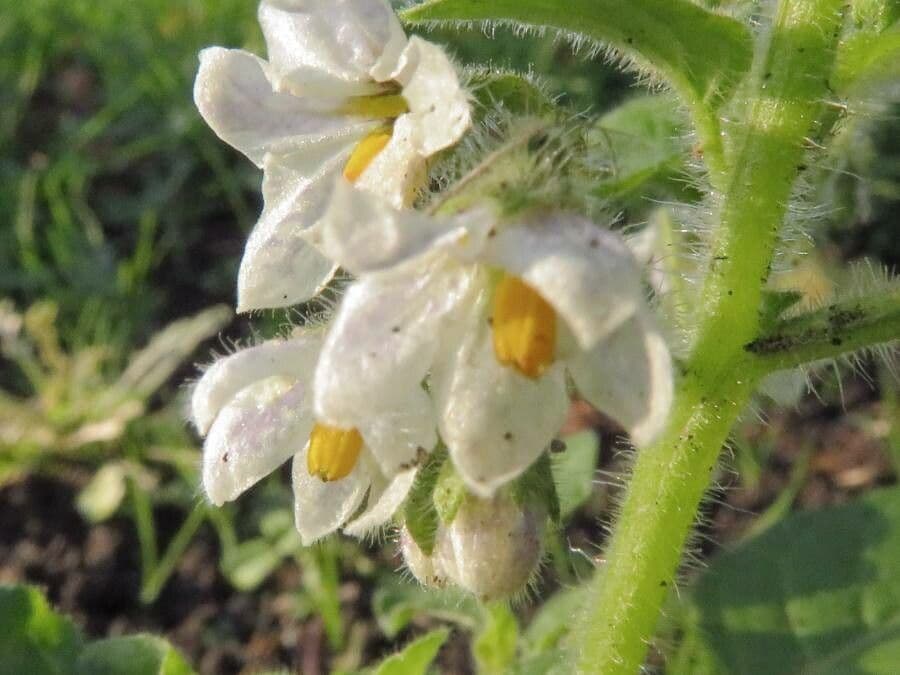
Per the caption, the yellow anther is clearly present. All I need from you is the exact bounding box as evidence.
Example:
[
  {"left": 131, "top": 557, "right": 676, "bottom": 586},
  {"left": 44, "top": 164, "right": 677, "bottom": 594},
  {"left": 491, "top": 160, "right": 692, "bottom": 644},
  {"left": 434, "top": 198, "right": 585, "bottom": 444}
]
[
  {"left": 491, "top": 275, "right": 557, "bottom": 379},
  {"left": 340, "top": 93, "right": 409, "bottom": 119},
  {"left": 343, "top": 131, "right": 392, "bottom": 183},
  {"left": 307, "top": 423, "right": 364, "bottom": 482}
]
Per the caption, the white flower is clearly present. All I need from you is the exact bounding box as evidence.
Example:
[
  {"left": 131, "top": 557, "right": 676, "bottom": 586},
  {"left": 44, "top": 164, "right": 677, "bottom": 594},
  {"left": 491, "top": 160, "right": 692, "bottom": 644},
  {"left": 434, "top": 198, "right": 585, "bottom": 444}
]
[
  {"left": 313, "top": 182, "right": 674, "bottom": 496},
  {"left": 193, "top": 0, "right": 470, "bottom": 312},
  {"left": 190, "top": 331, "right": 433, "bottom": 543}
]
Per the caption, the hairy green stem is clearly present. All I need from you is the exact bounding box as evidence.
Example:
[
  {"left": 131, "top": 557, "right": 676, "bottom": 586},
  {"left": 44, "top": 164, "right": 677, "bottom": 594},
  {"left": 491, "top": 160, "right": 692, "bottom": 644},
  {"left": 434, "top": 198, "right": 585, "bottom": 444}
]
[
  {"left": 691, "top": 106, "right": 729, "bottom": 190},
  {"left": 745, "top": 290, "right": 900, "bottom": 373},
  {"left": 576, "top": 375, "right": 754, "bottom": 672},
  {"left": 691, "top": 0, "right": 844, "bottom": 377},
  {"left": 575, "top": 1, "right": 844, "bottom": 672}
]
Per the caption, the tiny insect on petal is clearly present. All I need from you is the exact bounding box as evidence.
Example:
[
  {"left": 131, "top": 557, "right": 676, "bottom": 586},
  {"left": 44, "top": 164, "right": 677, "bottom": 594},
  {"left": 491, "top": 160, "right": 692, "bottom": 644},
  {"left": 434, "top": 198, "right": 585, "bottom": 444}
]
[
  {"left": 343, "top": 131, "right": 393, "bottom": 183},
  {"left": 491, "top": 275, "right": 557, "bottom": 379},
  {"left": 307, "top": 423, "right": 364, "bottom": 481}
]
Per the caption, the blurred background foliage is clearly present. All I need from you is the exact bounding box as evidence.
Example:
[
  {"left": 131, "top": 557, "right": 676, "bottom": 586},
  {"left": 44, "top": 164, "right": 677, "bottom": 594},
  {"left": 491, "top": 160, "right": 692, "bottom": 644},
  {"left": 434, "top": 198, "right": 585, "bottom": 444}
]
[{"left": 1, "top": 0, "right": 898, "bottom": 673}]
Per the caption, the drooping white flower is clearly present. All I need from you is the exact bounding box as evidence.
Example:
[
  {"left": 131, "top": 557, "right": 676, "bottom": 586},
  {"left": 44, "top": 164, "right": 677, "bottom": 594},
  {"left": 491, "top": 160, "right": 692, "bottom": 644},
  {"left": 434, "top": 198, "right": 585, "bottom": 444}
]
[
  {"left": 313, "top": 182, "right": 674, "bottom": 496},
  {"left": 193, "top": 0, "right": 470, "bottom": 312},
  {"left": 190, "top": 331, "right": 434, "bottom": 543}
]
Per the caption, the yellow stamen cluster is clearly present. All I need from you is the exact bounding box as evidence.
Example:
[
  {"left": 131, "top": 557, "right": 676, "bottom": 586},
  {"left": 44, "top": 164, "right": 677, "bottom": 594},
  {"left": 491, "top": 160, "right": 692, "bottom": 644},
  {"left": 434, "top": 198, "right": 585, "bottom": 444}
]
[
  {"left": 339, "top": 93, "right": 409, "bottom": 119},
  {"left": 343, "top": 131, "right": 392, "bottom": 183},
  {"left": 307, "top": 423, "right": 364, "bottom": 482},
  {"left": 491, "top": 275, "right": 557, "bottom": 379}
]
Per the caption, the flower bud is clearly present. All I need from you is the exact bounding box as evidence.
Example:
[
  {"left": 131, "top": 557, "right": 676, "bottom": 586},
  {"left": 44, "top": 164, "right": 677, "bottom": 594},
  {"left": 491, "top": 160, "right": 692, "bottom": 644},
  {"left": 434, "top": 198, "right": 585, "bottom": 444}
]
[{"left": 400, "top": 495, "right": 545, "bottom": 602}]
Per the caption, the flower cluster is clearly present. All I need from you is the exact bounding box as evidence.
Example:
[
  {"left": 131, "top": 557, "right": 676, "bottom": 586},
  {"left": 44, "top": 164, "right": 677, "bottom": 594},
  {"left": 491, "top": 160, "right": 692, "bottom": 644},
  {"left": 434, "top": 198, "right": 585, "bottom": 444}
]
[
  {"left": 190, "top": 0, "right": 674, "bottom": 595},
  {"left": 193, "top": 0, "right": 469, "bottom": 311}
]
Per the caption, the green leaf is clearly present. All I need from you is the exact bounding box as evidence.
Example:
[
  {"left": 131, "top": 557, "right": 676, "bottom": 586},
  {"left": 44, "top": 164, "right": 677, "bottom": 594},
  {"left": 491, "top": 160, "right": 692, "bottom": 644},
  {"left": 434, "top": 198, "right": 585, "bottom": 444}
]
[
  {"left": 372, "top": 577, "right": 482, "bottom": 639},
  {"left": 551, "top": 431, "right": 600, "bottom": 519},
  {"left": 433, "top": 458, "right": 467, "bottom": 525},
  {"left": 372, "top": 629, "right": 449, "bottom": 675},
  {"left": 513, "top": 453, "right": 560, "bottom": 523},
  {"left": 522, "top": 586, "right": 585, "bottom": 657},
  {"left": 851, "top": 0, "right": 900, "bottom": 30},
  {"left": 403, "top": 448, "right": 447, "bottom": 555},
  {"left": 512, "top": 651, "right": 570, "bottom": 675},
  {"left": 75, "top": 635, "right": 194, "bottom": 675},
  {"left": 474, "top": 604, "right": 519, "bottom": 674},
  {"left": 0, "top": 585, "right": 83, "bottom": 675},
  {"left": 672, "top": 487, "right": 900, "bottom": 675},
  {"left": 833, "top": 23, "right": 900, "bottom": 94},
  {"left": 758, "top": 290, "right": 805, "bottom": 330},
  {"left": 590, "top": 95, "right": 689, "bottom": 202},
  {"left": 402, "top": 0, "right": 753, "bottom": 110}
]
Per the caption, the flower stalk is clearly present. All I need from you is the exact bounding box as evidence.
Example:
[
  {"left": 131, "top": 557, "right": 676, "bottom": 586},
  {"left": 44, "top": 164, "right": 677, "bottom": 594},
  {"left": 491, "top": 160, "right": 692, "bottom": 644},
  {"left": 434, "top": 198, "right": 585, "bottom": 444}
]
[
  {"left": 745, "top": 290, "right": 900, "bottom": 373},
  {"left": 575, "top": 0, "right": 846, "bottom": 671}
]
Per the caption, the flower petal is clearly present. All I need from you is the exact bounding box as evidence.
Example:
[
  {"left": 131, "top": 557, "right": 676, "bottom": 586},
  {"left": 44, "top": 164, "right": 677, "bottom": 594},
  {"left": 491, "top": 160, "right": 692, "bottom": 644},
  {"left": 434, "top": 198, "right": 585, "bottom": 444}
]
[
  {"left": 191, "top": 335, "right": 321, "bottom": 435},
  {"left": 482, "top": 214, "right": 643, "bottom": 351},
  {"left": 394, "top": 37, "right": 471, "bottom": 155},
  {"left": 568, "top": 311, "right": 673, "bottom": 447},
  {"left": 316, "top": 265, "right": 474, "bottom": 407},
  {"left": 202, "top": 380, "right": 313, "bottom": 506},
  {"left": 433, "top": 296, "right": 569, "bottom": 496},
  {"left": 259, "top": 0, "right": 405, "bottom": 93},
  {"left": 343, "top": 468, "right": 417, "bottom": 537},
  {"left": 238, "top": 234, "right": 336, "bottom": 313},
  {"left": 292, "top": 447, "right": 369, "bottom": 545},
  {"left": 314, "top": 267, "right": 473, "bottom": 469},
  {"left": 355, "top": 115, "right": 427, "bottom": 209},
  {"left": 317, "top": 181, "right": 491, "bottom": 275},
  {"left": 400, "top": 526, "right": 445, "bottom": 588},
  {"left": 194, "top": 47, "right": 359, "bottom": 167},
  {"left": 236, "top": 142, "right": 355, "bottom": 311},
  {"left": 359, "top": 385, "right": 438, "bottom": 476},
  {"left": 624, "top": 225, "right": 658, "bottom": 265}
]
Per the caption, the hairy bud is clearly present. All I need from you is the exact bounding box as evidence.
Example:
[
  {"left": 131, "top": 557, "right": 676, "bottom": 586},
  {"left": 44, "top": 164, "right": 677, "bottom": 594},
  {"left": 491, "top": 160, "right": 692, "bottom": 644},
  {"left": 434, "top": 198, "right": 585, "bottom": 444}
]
[{"left": 401, "top": 495, "right": 545, "bottom": 602}]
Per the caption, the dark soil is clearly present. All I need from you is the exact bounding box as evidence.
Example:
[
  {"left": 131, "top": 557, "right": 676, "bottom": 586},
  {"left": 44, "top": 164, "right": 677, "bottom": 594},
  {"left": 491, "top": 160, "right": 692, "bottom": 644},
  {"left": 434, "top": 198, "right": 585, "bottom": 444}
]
[{"left": 1, "top": 371, "right": 895, "bottom": 674}]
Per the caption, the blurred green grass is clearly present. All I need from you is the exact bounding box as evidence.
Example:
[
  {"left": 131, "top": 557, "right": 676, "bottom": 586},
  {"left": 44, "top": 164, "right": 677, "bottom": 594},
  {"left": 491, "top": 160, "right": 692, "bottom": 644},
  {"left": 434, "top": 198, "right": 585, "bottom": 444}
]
[
  {"left": 0, "top": 0, "right": 632, "bottom": 364},
  {"left": 1, "top": 0, "right": 263, "bottom": 357}
]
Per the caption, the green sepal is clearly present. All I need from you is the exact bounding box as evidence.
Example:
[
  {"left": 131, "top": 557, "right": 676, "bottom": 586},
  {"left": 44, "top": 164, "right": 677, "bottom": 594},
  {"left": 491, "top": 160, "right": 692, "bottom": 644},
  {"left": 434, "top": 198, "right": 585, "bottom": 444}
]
[
  {"left": 401, "top": 447, "right": 447, "bottom": 555},
  {"left": 759, "top": 290, "right": 804, "bottom": 330},
  {"left": 433, "top": 458, "right": 468, "bottom": 525},
  {"left": 511, "top": 452, "right": 561, "bottom": 525},
  {"left": 467, "top": 70, "right": 556, "bottom": 116},
  {"left": 832, "top": 24, "right": 900, "bottom": 95}
]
